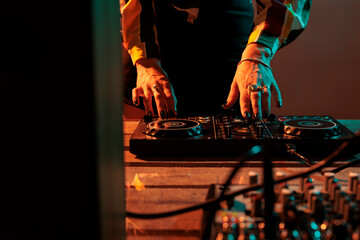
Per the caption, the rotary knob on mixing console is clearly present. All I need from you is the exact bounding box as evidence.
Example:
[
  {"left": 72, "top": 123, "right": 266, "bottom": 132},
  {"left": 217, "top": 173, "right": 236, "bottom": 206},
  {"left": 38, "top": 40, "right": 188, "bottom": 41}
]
[
  {"left": 275, "top": 171, "right": 288, "bottom": 195},
  {"left": 279, "top": 188, "right": 292, "bottom": 210},
  {"left": 303, "top": 177, "right": 314, "bottom": 203},
  {"left": 322, "top": 172, "right": 335, "bottom": 194},
  {"left": 329, "top": 178, "right": 340, "bottom": 201},
  {"left": 334, "top": 189, "right": 341, "bottom": 212},
  {"left": 307, "top": 188, "right": 320, "bottom": 213},
  {"left": 343, "top": 201, "right": 356, "bottom": 223},
  {"left": 347, "top": 172, "right": 359, "bottom": 195},
  {"left": 248, "top": 171, "right": 258, "bottom": 186},
  {"left": 338, "top": 193, "right": 350, "bottom": 216},
  {"left": 251, "top": 192, "right": 263, "bottom": 217},
  {"left": 313, "top": 196, "right": 326, "bottom": 224}
]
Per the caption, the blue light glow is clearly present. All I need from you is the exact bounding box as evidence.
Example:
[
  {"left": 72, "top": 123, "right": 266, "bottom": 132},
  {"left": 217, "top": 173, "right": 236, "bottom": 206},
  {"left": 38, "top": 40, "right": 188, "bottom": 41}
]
[
  {"left": 292, "top": 230, "right": 299, "bottom": 237},
  {"left": 311, "top": 222, "right": 318, "bottom": 230},
  {"left": 248, "top": 145, "right": 263, "bottom": 156}
]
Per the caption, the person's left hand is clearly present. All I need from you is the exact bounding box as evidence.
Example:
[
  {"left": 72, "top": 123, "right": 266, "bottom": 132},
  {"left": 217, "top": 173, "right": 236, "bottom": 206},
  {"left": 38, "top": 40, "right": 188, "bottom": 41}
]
[{"left": 223, "top": 43, "right": 282, "bottom": 120}]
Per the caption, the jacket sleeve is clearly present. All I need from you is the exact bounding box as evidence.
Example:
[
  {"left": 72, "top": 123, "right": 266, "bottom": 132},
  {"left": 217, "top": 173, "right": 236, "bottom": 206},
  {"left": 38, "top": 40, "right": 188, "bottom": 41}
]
[
  {"left": 120, "top": 0, "right": 160, "bottom": 65},
  {"left": 249, "top": 0, "right": 312, "bottom": 56}
]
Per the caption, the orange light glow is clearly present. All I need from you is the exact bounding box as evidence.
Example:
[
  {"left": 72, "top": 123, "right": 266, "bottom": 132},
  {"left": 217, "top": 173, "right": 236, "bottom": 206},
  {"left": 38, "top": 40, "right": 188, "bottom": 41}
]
[
  {"left": 258, "top": 222, "right": 265, "bottom": 229},
  {"left": 279, "top": 222, "right": 285, "bottom": 229},
  {"left": 131, "top": 173, "right": 145, "bottom": 191},
  {"left": 352, "top": 232, "right": 360, "bottom": 240},
  {"left": 216, "top": 233, "right": 224, "bottom": 240},
  {"left": 320, "top": 223, "right": 327, "bottom": 230}
]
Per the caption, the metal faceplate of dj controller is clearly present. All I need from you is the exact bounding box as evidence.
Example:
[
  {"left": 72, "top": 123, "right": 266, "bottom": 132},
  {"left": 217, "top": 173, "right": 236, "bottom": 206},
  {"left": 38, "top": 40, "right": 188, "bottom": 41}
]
[{"left": 129, "top": 115, "right": 356, "bottom": 157}]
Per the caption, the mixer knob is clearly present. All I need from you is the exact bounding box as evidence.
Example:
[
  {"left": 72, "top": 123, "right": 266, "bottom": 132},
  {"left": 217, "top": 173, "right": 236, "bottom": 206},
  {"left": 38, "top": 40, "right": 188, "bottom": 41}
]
[
  {"left": 333, "top": 189, "right": 342, "bottom": 212},
  {"left": 275, "top": 171, "right": 288, "bottom": 195},
  {"left": 322, "top": 172, "right": 335, "bottom": 194},
  {"left": 338, "top": 193, "right": 350, "bottom": 216},
  {"left": 313, "top": 196, "right": 326, "bottom": 224},
  {"left": 307, "top": 188, "right": 320, "bottom": 213},
  {"left": 248, "top": 171, "right": 258, "bottom": 186},
  {"left": 330, "top": 178, "right": 340, "bottom": 201},
  {"left": 303, "top": 178, "right": 314, "bottom": 203},
  {"left": 279, "top": 188, "right": 292, "bottom": 210},
  {"left": 298, "top": 177, "right": 305, "bottom": 193},
  {"left": 347, "top": 172, "right": 359, "bottom": 195},
  {"left": 343, "top": 201, "right": 356, "bottom": 223},
  {"left": 251, "top": 192, "right": 263, "bottom": 217}
]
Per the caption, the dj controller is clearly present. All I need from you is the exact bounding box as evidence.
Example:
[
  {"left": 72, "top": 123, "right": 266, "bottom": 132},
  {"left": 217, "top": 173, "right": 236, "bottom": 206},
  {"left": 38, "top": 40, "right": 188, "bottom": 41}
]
[{"left": 129, "top": 114, "right": 357, "bottom": 157}]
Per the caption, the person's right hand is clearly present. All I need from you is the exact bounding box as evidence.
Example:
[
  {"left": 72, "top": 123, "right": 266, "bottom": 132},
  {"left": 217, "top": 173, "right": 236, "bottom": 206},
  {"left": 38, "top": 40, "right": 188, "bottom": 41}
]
[{"left": 133, "top": 58, "right": 177, "bottom": 117}]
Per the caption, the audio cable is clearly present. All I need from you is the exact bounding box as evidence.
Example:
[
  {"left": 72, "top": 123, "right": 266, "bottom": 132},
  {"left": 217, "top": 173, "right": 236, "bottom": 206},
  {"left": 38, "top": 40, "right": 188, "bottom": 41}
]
[{"left": 126, "top": 132, "right": 360, "bottom": 219}]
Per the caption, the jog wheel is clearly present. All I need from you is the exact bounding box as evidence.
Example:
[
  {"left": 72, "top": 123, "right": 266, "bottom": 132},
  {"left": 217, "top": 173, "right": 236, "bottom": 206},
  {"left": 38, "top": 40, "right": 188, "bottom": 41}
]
[
  {"left": 283, "top": 119, "right": 341, "bottom": 137},
  {"left": 144, "top": 119, "right": 203, "bottom": 137}
]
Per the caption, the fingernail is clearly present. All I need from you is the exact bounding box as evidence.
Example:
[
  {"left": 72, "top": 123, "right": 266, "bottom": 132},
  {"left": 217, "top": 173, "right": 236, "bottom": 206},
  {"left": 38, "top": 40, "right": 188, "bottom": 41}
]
[
  {"left": 221, "top": 101, "right": 228, "bottom": 109},
  {"left": 168, "top": 110, "right": 175, "bottom": 117},
  {"left": 244, "top": 112, "right": 251, "bottom": 118},
  {"left": 160, "top": 111, "right": 166, "bottom": 118},
  {"left": 277, "top": 101, "right": 282, "bottom": 108},
  {"left": 254, "top": 113, "right": 261, "bottom": 121},
  {"left": 134, "top": 99, "right": 138, "bottom": 105}
]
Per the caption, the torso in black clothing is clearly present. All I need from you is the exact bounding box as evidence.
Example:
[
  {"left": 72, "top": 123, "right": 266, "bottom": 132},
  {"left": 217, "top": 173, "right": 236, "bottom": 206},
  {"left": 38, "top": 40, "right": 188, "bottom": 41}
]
[{"left": 124, "top": 0, "right": 254, "bottom": 116}]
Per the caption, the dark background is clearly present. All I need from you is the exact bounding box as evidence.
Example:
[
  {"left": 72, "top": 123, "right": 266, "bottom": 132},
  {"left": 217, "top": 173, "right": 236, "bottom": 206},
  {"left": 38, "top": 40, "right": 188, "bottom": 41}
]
[
  {"left": 1, "top": 1, "right": 109, "bottom": 239},
  {"left": 273, "top": 0, "right": 360, "bottom": 119}
]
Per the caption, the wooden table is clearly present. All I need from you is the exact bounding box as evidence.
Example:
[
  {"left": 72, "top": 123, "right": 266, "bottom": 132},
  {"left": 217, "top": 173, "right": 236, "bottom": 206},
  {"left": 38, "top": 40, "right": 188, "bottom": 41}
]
[{"left": 123, "top": 119, "right": 360, "bottom": 240}]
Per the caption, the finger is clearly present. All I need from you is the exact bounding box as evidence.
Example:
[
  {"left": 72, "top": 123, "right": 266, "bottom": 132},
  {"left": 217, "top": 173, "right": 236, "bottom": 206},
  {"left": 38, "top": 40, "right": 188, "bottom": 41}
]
[
  {"left": 152, "top": 86, "right": 168, "bottom": 118},
  {"left": 271, "top": 81, "right": 283, "bottom": 108},
  {"left": 132, "top": 87, "right": 142, "bottom": 106},
  {"left": 223, "top": 80, "right": 240, "bottom": 109},
  {"left": 239, "top": 91, "right": 251, "bottom": 118},
  {"left": 261, "top": 88, "right": 271, "bottom": 119},
  {"left": 162, "top": 82, "right": 177, "bottom": 117},
  {"left": 143, "top": 87, "right": 154, "bottom": 115},
  {"left": 250, "top": 91, "right": 262, "bottom": 120}
]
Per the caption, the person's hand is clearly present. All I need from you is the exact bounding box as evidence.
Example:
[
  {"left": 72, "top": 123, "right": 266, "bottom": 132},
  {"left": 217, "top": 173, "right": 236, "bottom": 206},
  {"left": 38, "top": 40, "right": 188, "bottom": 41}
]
[
  {"left": 133, "top": 58, "right": 177, "bottom": 117},
  {"left": 223, "top": 44, "right": 282, "bottom": 120}
]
